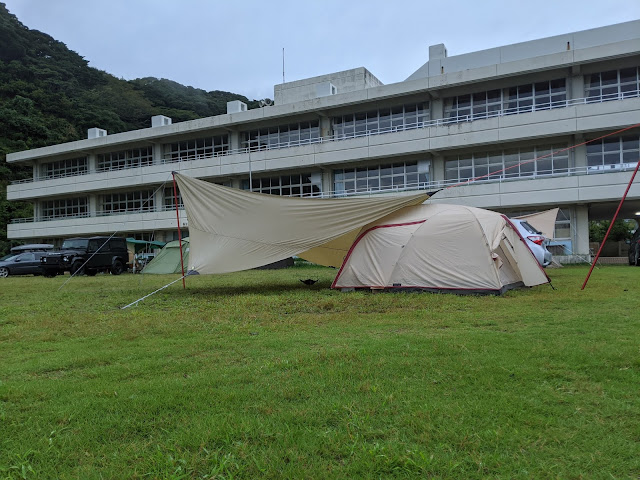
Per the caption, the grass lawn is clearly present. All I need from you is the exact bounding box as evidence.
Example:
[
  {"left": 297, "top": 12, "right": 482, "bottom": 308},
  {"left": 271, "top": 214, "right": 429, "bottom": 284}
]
[{"left": 0, "top": 264, "right": 639, "bottom": 479}]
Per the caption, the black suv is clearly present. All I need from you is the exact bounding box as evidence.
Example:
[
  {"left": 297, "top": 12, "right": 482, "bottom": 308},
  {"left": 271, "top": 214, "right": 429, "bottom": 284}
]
[
  {"left": 40, "top": 237, "right": 129, "bottom": 277},
  {"left": 629, "top": 228, "right": 640, "bottom": 266}
]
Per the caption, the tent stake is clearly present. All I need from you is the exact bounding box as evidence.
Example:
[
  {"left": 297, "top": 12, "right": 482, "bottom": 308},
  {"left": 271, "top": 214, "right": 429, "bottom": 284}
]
[
  {"left": 581, "top": 157, "right": 640, "bottom": 290},
  {"left": 172, "top": 172, "right": 186, "bottom": 289}
]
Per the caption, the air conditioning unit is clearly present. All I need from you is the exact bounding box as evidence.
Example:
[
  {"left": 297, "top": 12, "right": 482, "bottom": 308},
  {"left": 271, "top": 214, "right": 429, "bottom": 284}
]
[
  {"left": 87, "top": 128, "right": 107, "bottom": 139},
  {"left": 227, "top": 100, "right": 248, "bottom": 114},
  {"left": 152, "top": 115, "right": 172, "bottom": 127}
]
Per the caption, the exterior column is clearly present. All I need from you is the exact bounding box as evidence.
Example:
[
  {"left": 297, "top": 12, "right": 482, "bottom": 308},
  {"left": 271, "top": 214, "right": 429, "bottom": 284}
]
[
  {"left": 569, "top": 69, "right": 585, "bottom": 100},
  {"left": 229, "top": 130, "right": 240, "bottom": 151},
  {"left": 152, "top": 142, "right": 163, "bottom": 164},
  {"left": 33, "top": 201, "right": 40, "bottom": 221},
  {"left": 321, "top": 169, "right": 333, "bottom": 197},
  {"left": 573, "top": 134, "right": 587, "bottom": 169},
  {"left": 430, "top": 98, "right": 444, "bottom": 122},
  {"left": 431, "top": 154, "right": 445, "bottom": 186},
  {"left": 33, "top": 162, "right": 39, "bottom": 181},
  {"left": 574, "top": 205, "right": 590, "bottom": 257},
  {"left": 154, "top": 185, "right": 164, "bottom": 212},
  {"left": 87, "top": 153, "right": 97, "bottom": 173},
  {"left": 89, "top": 194, "right": 98, "bottom": 218},
  {"left": 319, "top": 115, "right": 331, "bottom": 139}
]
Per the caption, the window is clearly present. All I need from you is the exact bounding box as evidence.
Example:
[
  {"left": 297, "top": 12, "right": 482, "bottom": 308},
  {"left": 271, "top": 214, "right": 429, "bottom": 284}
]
[
  {"left": 97, "top": 147, "right": 153, "bottom": 172},
  {"left": 241, "top": 173, "right": 321, "bottom": 197},
  {"left": 444, "top": 91, "right": 501, "bottom": 121},
  {"left": 506, "top": 79, "right": 566, "bottom": 113},
  {"left": 585, "top": 67, "right": 640, "bottom": 102},
  {"left": 333, "top": 161, "right": 428, "bottom": 195},
  {"left": 332, "top": 103, "right": 429, "bottom": 138},
  {"left": 42, "top": 157, "right": 87, "bottom": 179},
  {"left": 587, "top": 134, "right": 640, "bottom": 171},
  {"left": 100, "top": 190, "right": 155, "bottom": 215},
  {"left": 241, "top": 121, "right": 320, "bottom": 151},
  {"left": 445, "top": 144, "right": 569, "bottom": 182},
  {"left": 41, "top": 197, "right": 89, "bottom": 220},
  {"left": 164, "top": 135, "right": 229, "bottom": 162},
  {"left": 164, "top": 186, "right": 183, "bottom": 210}
]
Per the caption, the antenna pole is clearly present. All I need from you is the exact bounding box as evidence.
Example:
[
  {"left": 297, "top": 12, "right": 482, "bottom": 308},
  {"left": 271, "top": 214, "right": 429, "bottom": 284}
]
[{"left": 282, "top": 47, "right": 285, "bottom": 84}]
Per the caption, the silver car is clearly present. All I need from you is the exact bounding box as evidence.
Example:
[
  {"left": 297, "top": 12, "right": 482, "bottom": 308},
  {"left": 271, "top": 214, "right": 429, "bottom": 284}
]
[{"left": 510, "top": 218, "right": 553, "bottom": 267}]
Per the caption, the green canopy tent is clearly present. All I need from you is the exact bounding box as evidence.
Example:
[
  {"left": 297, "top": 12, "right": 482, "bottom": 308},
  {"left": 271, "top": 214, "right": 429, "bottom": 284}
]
[
  {"left": 126, "top": 238, "right": 166, "bottom": 253},
  {"left": 141, "top": 238, "right": 190, "bottom": 274}
]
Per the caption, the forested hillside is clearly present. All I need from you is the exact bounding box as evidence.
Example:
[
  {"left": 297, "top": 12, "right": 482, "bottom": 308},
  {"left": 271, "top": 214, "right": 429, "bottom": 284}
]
[{"left": 0, "top": 3, "right": 260, "bottom": 253}]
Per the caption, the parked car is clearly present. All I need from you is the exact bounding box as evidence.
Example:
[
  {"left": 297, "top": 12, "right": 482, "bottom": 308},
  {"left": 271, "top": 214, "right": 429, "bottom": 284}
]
[
  {"left": 510, "top": 218, "right": 553, "bottom": 267},
  {"left": 40, "top": 236, "right": 129, "bottom": 277},
  {"left": 10, "top": 244, "right": 54, "bottom": 254},
  {"left": 0, "top": 251, "right": 50, "bottom": 278},
  {"left": 1, "top": 244, "right": 53, "bottom": 262},
  {"left": 628, "top": 228, "right": 640, "bottom": 266}
]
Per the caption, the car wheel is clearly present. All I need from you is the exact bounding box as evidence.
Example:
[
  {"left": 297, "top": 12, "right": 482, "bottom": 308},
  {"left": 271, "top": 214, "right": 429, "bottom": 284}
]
[
  {"left": 635, "top": 251, "right": 640, "bottom": 267},
  {"left": 0, "top": 267, "right": 9, "bottom": 278},
  {"left": 111, "top": 260, "right": 124, "bottom": 275},
  {"left": 71, "top": 261, "right": 85, "bottom": 275}
]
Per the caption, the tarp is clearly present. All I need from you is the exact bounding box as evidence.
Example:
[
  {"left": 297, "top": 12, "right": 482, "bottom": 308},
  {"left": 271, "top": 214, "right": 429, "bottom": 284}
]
[
  {"left": 332, "top": 204, "right": 550, "bottom": 294},
  {"left": 174, "top": 173, "right": 429, "bottom": 274},
  {"left": 126, "top": 238, "right": 167, "bottom": 253},
  {"left": 141, "top": 237, "right": 189, "bottom": 274},
  {"left": 514, "top": 208, "right": 560, "bottom": 239}
]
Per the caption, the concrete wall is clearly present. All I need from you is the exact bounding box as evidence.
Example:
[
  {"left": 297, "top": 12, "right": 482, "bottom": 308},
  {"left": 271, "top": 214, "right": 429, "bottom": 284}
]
[
  {"left": 407, "top": 20, "right": 640, "bottom": 81},
  {"left": 274, "top": 67, "right": 383, "bottom": 105}
]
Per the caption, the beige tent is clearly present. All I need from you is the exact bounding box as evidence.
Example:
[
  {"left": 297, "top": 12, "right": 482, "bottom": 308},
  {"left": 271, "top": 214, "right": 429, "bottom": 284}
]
[
  {"left": 332, "top": 203, "right": 550, "bottom": 294},
  {"left": 174, "top": 173, "right": 429, "bottom": 274}
]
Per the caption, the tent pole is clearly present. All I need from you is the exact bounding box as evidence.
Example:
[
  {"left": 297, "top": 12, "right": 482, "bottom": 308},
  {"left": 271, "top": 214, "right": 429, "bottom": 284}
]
[
  {"left": 581, "top": 158, "right": 640, "bottom": 290},
  {"left": 172, "top": 172, "right": 186, "bottom": 289}
]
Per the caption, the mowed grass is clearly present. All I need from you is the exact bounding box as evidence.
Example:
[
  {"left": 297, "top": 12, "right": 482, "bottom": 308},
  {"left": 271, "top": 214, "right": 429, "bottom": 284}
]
[{"left": 0, "top": 265, "right": 639, "bottom": 479}]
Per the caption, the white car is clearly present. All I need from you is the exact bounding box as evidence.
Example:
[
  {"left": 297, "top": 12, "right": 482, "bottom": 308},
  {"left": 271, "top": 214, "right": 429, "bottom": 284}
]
[{"left": 510, "top": 218, "right": 553, "bottom": 267}]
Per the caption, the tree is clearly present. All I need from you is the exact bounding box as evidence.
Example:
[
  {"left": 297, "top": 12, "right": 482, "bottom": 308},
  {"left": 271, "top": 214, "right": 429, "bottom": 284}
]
[{"left": 589, "top": 219, "right": 637, "bottom": 243}]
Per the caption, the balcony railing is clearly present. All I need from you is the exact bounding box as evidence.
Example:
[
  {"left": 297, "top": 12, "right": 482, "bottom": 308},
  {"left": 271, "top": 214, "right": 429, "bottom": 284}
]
[
  {"left": 10, "top": 161, "right": 639, "bottom": 224},
  {"left": 8, "top": 88, "right": 640, "bottom": 186}
]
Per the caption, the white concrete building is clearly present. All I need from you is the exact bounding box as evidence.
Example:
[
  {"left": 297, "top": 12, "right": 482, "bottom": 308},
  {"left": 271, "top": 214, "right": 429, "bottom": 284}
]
[{"left": 6, "top": 20, "right": 640, "bottom": 260}]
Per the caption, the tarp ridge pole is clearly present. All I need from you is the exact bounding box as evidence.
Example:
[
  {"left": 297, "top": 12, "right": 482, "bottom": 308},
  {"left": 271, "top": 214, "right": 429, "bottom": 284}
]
[
  {"left": 581, "top": 157, "right": 640, "bottom": 290},
  {"left": 172, "top": 172, "right": 186, "bottom": 289}
]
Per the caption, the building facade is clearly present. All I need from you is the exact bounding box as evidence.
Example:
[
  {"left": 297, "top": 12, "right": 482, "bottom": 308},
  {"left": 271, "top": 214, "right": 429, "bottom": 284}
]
[{"left": 7, "top": 20, "right": 640, "bottom": 260}]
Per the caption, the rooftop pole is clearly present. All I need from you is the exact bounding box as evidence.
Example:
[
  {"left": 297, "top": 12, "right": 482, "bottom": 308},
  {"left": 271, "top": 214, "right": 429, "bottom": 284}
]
[
  {"left": 581, "top": 157, "right": 640, "bottom": 290},
  {"left": 171, "top": 171, "right": 186, "bottom": 289}
]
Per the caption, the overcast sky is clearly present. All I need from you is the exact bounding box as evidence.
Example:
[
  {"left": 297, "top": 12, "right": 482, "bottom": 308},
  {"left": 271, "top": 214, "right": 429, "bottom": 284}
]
[{"left": 4, "top": 1, "right": 640, "bottom": 101}]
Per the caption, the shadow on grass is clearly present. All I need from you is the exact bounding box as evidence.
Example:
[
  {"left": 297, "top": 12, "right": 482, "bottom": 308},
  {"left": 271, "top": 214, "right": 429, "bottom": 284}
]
[{"left": 164, "top": 282, "right": 331, "bottom": 298}]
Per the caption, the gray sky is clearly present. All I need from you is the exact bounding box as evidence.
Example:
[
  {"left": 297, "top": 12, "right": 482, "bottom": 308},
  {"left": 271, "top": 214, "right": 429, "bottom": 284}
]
[{"left": 4, "top": 0, "right": 640, "bottom": 101}]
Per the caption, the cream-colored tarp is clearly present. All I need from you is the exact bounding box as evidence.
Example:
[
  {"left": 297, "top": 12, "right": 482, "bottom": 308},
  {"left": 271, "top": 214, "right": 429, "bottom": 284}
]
[
  {"left": 332, "top": 204, "right": 549, "bottom": 293},
  {"left": 174, "top": 173, "right": 429, "bottom": 274},
  {"left": 514, "top": 208, "right": 560, "bottom": 239}
]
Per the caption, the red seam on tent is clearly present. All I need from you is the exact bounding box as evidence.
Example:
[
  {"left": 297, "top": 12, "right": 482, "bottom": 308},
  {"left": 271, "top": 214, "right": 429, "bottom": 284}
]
[
  {"left": 331, "top": 220, "right": 426, "bottom": 288},
  {"left": 502, "top": 215, "right": 551, "bottom": 283}
]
